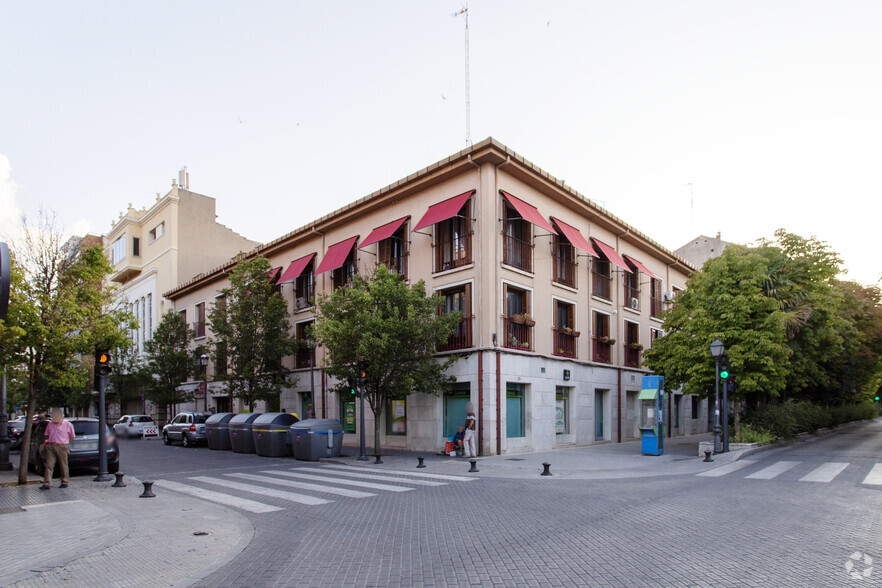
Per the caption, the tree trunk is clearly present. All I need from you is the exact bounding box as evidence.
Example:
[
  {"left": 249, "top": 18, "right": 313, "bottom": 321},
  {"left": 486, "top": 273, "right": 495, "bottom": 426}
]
[
  {"left": 372, "top": 404, "right": 383, "bottom": 457},
  {"left": 17, "top": 384, "right": 37, "bottom": 485},
  {"left": 734, "top": 400, "right": 742, "bottom": 441}
]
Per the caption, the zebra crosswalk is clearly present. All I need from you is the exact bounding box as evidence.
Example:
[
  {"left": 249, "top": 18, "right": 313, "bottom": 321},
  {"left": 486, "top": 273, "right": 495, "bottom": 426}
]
[
  {"left": 155, "top": 465, "right": 475, "bottom": 514},
  {"left": 697, "top": 459, "right": 882, "bottom": 486}
]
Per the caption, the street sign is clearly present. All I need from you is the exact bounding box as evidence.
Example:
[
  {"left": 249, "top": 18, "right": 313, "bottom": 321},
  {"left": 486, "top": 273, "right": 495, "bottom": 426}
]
[
  {"left": 0, "top": 242, "right": 10, "bottom": 321},
  {"left": 199, "top": 381, "right": 207, "bottom": 392}
]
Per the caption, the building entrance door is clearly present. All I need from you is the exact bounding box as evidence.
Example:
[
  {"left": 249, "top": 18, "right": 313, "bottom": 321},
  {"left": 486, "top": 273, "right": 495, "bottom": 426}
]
[
  {"left": 595, "top": 391, "right": 605, "bottom": 441},
  {"left": 215, "top": 396, "right": 230, "bottom": 413},
  {"left": 444, "top": 394, "right": 469, "bottom": 437}
]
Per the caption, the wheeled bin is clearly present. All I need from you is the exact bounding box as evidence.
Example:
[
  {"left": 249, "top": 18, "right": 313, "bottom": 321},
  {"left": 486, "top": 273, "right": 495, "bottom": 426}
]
[
  {"left": 229, "top": 413, "right": 262, "bottom": 454},
  {"left": 205, "top": 413, "right": 236, "bottom": 450},
  {"left": 252, "top": 412, "right": 299, "bottom": 457},
  {"left": 289, "top": 419, "right": 344, "bottom": 461}
]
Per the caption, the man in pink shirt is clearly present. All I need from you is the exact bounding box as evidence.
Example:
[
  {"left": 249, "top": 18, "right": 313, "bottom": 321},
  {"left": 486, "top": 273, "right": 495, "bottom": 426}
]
[{"left": 41, "top": 409, "right": 76, "bottom": 489}]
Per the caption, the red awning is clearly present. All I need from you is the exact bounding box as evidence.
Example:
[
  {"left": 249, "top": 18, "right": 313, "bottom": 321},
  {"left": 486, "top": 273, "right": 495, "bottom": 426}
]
[
  {"left": 278, "top": 253, "right": 316, "bottom": 284},
  {"left": 500, "top": 190, "right": 557, "bottom": 235},
  {"left": 623, "top": 254, "right": 656, "bottom": 278},
  {"left": 268, "top": 266, "right": 282, "bottom": 283},
  {"left": 550, "top": 217, "right": 597, "bottom": 256},
  {"left": 315, "top": 236, "right": 359, "bottom": 275},
  {"left": 359, "top": 216, "right": 409, "bottom": 249},
  {"left": 590, "top": 238, "right": 632, "bottom": 272},
  {"left": 412, "top": 190, "right": 474, "bottom": 232}
]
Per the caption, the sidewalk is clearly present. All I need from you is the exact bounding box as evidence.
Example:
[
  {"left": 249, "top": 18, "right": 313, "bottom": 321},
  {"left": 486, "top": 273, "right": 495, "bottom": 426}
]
[
  {"left": 0, "top": 460, "right": 253, "bottom": 588},
  {"left": 325, "top": 431, "right": 753, "bottom": 480}
]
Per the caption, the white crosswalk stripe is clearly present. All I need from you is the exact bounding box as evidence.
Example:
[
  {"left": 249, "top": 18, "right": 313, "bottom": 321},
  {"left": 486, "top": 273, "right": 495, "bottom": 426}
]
[
  {"left": 697, "top": 460, "right": 756, "bottom": 478},
  {"left": 154, "top": 479, "right": 284, "bottom": 513},
  {"left": 863, "top": 464, "right": 882, "bottom": 486},
  {"left": 319, "top": 464, "right": 477, "bottom": 482},
  {"left": 745, "top": 461, "right": 800, "bottom": 480},
  {"left": 262, "top": 470, "right": 414, "bottom": 492},
  {"left": 226, "top": 473, "right": 376, "bottom": 498},
  {"left": 189, "top": 476, "right": 331, "bottom": 506},
  {"left": 799, "top": 462, "right": 849, "bottom": 483},
  {"left": 297, "top": 467, "right": 447, "bottom": 486}
]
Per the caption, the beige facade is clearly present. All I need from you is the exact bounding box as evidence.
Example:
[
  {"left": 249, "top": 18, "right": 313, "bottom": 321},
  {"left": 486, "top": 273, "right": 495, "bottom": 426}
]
[
  {"left": 167, "top": 139, "right": 706, "bottom": 454},
  {"left": 104, "top": 174, "right": 259, "bottom": 415}
]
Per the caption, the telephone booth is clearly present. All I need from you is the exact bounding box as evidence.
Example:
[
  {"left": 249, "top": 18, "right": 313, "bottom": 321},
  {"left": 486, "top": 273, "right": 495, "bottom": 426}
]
[{"left": 638, "top": 375, "right": 664, "bottom": 455}]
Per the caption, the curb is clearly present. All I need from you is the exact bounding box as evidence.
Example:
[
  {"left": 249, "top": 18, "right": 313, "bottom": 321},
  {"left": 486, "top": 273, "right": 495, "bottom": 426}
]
[{"left": 730, "top": 419, "right": 873, "bottom": 462}]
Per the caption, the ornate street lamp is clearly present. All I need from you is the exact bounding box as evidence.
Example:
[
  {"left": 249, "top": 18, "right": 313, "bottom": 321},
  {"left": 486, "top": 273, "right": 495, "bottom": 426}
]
[{"left": 709, "top": 338, "right": 724, "bottom": 453}]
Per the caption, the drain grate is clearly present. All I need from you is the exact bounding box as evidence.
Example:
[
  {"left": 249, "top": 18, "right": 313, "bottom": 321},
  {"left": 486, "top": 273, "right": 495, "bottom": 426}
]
[
  {"left": 506, "top": 458, "right": 526, "bottom": 462},
  {"left": 192, "top": 531, "right": 210, "bottom": 536}
]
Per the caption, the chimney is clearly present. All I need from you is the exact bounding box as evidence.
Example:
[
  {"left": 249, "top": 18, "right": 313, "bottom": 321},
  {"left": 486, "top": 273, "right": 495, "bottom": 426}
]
[{"left": 178, "top": 166, "right": 189, "bottom": 189}]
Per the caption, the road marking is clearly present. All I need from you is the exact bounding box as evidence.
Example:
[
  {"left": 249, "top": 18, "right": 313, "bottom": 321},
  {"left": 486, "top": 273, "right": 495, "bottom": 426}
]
[
  {"left": 154, "top": 479, "right": 283, "bottom": 513},
  {"left": 226, "top": 473, "right": 376, "bottom": 498},
  {"left": 263, "top": 470, "right": 413, "bottom": 492},
  {"left": 862, "top": 464, "right": 882, "bottom": 486},
  {"left": 745, "top": 461, "right": 800, "bottom": 480},
  {"left": 320, "top": 464, "right": 477, "bottom": 482},
  {"left": 189, "top": 476, "right": 331, "bottom": 506},
  {"left": 799, "top": 462, "right": 849, "bottom": 483},
  {"left": 696, "top": 460, "right": 756, "bottom": 478},
  {"left": 298, "top": 467, "right": 446, "bottom": 486}
]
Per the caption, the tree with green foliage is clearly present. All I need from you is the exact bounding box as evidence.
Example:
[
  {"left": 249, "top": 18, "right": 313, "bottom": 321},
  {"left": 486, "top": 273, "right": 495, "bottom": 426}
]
[
  {"left": 314, "top": 264, "right": 460, "bottom": 456},
  {"left": 207, "top": 256, "right": 295, "bottom": 411},
  {"left": 107, "top": 341, "right": 151, "bottom": 416},
  {"left": 12, "top": 213, "right": 132, "bottom": 484},
  {"left": 643, "top": 245, "right": 791, "bottom": 406},
  {"left": 143, "top": 309, "right": 193, "bottom": 422},
  {"left": 0, "top": 252, "right": 30, "bottom": 414}
]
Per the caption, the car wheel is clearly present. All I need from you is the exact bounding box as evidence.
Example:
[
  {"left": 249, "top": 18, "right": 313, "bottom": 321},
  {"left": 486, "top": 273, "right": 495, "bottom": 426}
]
[
  {"left": 163, "top": 431, "right": 171, "bottom": 445},
  {"left": 108, "top": 461, "right": 120, "bottom": 474},
  {"left": 182, "top": 434, "right": 190, "bottom": 448}
]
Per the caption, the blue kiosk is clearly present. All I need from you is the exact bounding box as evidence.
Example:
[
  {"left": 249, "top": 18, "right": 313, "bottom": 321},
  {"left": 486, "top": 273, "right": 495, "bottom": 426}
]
[{"left": 639, "top": 375, "right": 664, "bottom": 455}]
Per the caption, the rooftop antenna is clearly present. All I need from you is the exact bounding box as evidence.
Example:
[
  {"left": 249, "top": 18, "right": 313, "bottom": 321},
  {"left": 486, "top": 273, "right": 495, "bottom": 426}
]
[{"left": 453, "top": 5, "right": 471, "bottom": 146}]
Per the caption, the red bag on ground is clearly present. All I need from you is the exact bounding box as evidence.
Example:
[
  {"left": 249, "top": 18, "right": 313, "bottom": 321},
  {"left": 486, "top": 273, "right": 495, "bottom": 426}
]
[{"left": 444, "top": 441, "right": 455, "bottom": 455}]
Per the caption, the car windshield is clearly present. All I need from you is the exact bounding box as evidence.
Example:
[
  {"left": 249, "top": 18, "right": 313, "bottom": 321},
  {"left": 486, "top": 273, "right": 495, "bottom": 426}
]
[
  {"left": 195, "top": 414, "right": 207, "bottom": 424},
  {"left": 72, "top": 422, "right": 100, "bottom": 436}
]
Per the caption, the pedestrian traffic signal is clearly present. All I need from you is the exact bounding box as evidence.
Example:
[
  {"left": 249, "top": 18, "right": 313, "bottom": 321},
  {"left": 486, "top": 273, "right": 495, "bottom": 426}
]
[
  {"left": 719, "top": 353, "right": 730, "bottom": 380},
  {"left": 95, "top": 349, "right": 112, "bottom": 377}
]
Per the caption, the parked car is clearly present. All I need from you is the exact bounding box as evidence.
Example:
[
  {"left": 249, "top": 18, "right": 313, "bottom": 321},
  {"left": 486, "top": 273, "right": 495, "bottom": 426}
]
[
  {"left": 162, "top": 412, "right": 210, "bottom": 447},
  {"left": 113, "top": 414, "right": 159, "bottom": 438},
  {"left": 8, "top": 418, "right": 27, "bottom": 450},
  {"left": 27, "top": 417, "right": 119, "bottom": 475}
]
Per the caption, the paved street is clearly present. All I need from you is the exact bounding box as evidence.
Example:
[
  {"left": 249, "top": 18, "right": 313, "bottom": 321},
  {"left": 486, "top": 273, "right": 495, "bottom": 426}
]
[{"left": 2, "top": 419, "right": 880, "bottom": 587}]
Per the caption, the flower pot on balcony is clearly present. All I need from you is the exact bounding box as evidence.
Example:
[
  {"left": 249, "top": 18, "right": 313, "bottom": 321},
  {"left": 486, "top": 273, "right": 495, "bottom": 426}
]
[
  {"left": 510, "top": 315, "right": 526, "bottom": 325},
  {"left": 523, "top": 318, "right": 536, "bottom": 327}
]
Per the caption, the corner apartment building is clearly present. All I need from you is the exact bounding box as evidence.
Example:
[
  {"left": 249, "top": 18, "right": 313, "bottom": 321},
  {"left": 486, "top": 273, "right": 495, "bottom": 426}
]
[
  {"left": 166, "top": 139, "right": 706, "bottom": 455},
  {"left": 104, "top": 171, "right": 259, "bottom": 415}
]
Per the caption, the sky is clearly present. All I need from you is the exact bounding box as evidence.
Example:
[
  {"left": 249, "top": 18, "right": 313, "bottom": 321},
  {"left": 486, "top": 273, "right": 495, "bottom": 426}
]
[{"left": 1, "top": 1, "right": 880, "bottom": 285}]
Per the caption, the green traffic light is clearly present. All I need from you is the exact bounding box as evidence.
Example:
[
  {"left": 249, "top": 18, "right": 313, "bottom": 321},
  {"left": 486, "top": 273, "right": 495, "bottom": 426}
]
[
  {"left": 720, "top": 370, "right": 729, "bottom": 379},
  {"left": 876, "top": 396, "right": 880, "bottom": 401}
]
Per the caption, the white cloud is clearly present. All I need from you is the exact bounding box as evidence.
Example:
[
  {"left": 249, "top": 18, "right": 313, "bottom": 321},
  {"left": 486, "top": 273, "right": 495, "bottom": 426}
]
[{"left": 0, "top": 154, "right": 22, "bottom": 242}]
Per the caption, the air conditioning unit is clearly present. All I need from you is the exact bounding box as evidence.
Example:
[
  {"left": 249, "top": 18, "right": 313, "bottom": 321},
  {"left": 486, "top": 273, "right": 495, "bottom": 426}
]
[
  {"left": 295, "top": 297, "right": 307, "bottom": 310},
  {"left": 663, "top": 291, "right": 676, "bottom": 302},
  {"left": 630, "top": 297, "right": 639, "bottom": 310}
]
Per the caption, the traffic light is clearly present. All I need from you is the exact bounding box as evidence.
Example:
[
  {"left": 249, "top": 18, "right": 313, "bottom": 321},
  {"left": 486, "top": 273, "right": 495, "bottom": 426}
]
[
  {"left": 357, "top": 361, "right": 368, "bottom": 383},
  {"left": 95, "top": 349, "right": 112, "bottom": 377},
  {"left": 719, "top": 353, "right": 730, "bottom": 380},
  {"left": 347, "top": 378, "right": 357, "bottom": 396}
]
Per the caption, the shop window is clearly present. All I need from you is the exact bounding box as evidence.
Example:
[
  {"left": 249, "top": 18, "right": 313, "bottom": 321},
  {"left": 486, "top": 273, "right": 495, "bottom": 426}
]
[
  {"left": 386, "top": 398, "right": 407, "bottom": 436},
  {"left": 506, "top": 383, "right": 526, "bottom": 438},
  {"left": 556, "top": 387, "right": 570, "bottom": 435}
]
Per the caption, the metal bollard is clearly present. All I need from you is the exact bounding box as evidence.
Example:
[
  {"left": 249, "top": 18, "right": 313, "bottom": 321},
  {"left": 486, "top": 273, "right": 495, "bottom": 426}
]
[
  {"left": 703, "top": 450, "right": 714, "bottom": 463},
  {"left": 374, "top": 454, "right": 383, "bottom": 465},
  {"left": 139, "top": 480, "right": 156, "bottom": 498},
  {"left": 112, "top": 473, "right": 126, "bottom": 487},
  {"left": 541, "top": 462, "right": 552, "bottom": 476},
  {"left": 416, "top": 456, "right": 426, "bottom": 469},
  {"left": 468, "top": 459, "right": 479, "bottom": 473}
]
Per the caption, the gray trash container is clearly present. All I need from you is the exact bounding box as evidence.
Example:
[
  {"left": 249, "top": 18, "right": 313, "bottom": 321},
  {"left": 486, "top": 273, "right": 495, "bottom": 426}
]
[
  {"left": 206, "top": 413, "right": 237, "bottom": 450},
  {"left": 288, "top": 419, "right": 345, "bottom": 461},
  {"left": 252, "top": 412, "right": 299, "bottom": 457},
  {"left": 229, "top": 413, "right": 262, "bottom": 454}
]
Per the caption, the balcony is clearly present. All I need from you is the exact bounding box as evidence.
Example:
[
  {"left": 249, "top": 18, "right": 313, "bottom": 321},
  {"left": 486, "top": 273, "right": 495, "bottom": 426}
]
[
  {"left": 295, "top": 345, "right": 315, "bottom": 369},
  {"left": 650, "top": 295, "right": 663, "bottom": 318},
  {"left": 435, "top": 234, "right": 472, "bottom": 272},
  {"left": 553, "top": 329, "right": 578, "bottom": 359},
  {"left": 553, "top": 255, "right": 577, "bottom": 288},
  {"left": 382, "top": 254, "right": 408, "bottom": 280},
  {"left": 503, "top": 234, "right": 532, "bottom": 273},
  {"left": 592, "top": 337, "right": 612, "bottom": 363},
  {"left": 624, "top": 285, "right": 640, "bottom": 311},
  {"left": 624, "top": 344, "right": 642, "bottom": 368},
  {"left": 437, "top": 317, "right": 473, "bottom": 352},
  {"left": 294, "top": 295, "right": 314, "bottom": 312},
  {"left": 592, "top": 271, "right": 611, "bottom": 300},
  {"left": 503, "top": 318, "right": 533, "bottom": 352}
]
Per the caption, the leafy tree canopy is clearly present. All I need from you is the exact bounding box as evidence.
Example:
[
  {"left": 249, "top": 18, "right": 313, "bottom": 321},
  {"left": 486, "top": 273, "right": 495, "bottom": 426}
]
[{"left": 144, "top": 309, "right": 193, "bottom": 411}]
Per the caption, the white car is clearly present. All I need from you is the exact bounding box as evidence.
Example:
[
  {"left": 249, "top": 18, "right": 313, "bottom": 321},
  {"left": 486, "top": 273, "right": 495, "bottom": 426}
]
[{"left": 113, "top": 414, "right": 159, "bottom": 438}]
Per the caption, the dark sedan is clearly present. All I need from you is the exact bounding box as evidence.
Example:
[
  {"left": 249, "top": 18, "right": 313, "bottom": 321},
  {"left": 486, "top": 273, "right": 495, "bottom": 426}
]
[
  {"left": 8, "top": 418, "right": 27, "bottom": 450},
  {"left": 28, "top": 418, "right": 120, "bottom": 476}
]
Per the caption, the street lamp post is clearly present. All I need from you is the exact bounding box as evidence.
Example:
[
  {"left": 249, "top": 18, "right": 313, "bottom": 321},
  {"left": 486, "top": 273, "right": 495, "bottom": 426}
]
[
  {"left": 307, "top": 335, "right": 315, "bottom": 420},
  {"left": 200, "top": 354, "right": 209, "bottom": 413},
  {"left": 709, "top": 338, "right": 724, "bottom": 454}
]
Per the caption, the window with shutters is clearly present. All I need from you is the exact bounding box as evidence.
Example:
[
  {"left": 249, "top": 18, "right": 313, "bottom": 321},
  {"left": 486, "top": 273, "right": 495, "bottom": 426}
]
[
  {"left": 503, "top": 284, "right": 532, "bottom": 351},
  {"left": 437, "top": 283, "right": 472, "bottom": 351}
]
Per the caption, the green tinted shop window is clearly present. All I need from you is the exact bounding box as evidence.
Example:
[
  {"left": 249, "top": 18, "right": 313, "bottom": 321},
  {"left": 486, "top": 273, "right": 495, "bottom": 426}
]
[
  {"left": 506, "top": 383, "right": 525, "bottom": 438},
  {"left": 444, "top": 383, "right": 470, "bottom": 438},
  {"left": 386, "top": 398, "right": 406, "bottom": 436},
  {"left": 555, "top": 387, "right": 570, "bottom": 435},
  {"left": 341, "top": 399, "right": 356, "bottom": 434}
]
